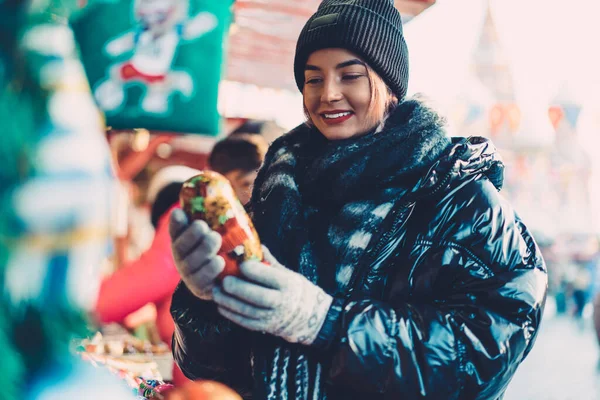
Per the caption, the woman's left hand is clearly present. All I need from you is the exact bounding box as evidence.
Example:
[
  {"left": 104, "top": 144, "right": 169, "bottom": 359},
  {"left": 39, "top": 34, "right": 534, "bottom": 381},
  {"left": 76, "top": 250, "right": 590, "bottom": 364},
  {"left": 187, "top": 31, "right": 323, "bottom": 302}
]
[{"left": 213, "top": 246, "right": 333, "bottom": 345}]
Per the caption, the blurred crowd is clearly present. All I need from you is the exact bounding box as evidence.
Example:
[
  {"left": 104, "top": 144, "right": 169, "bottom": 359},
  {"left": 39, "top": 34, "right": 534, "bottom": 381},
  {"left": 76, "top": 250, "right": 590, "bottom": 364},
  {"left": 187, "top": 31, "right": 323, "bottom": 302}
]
[{"left": 541, "top": 234, "right": 600, "bottom": 324}]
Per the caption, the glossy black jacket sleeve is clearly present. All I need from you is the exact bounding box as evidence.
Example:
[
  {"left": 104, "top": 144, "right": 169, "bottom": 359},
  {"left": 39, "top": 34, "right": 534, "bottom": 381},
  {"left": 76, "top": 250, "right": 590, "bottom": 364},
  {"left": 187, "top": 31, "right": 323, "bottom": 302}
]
[
  {"left": 312, "top": 178, "right": 547, "bottom": 399},
  {"left": 170, "top": 283, "right": 253, "bottom": 398}
]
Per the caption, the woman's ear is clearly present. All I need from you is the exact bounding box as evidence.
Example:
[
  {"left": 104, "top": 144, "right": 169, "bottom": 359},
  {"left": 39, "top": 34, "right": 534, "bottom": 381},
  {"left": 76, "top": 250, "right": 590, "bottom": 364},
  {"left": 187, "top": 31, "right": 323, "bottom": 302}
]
[{"left": 388, "top": 87, "right": 397, "bottom": 103}]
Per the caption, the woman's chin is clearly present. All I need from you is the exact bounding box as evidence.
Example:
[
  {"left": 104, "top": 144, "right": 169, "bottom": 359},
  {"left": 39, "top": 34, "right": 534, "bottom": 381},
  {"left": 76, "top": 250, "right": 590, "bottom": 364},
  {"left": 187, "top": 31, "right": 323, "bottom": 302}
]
[{"left": 317, "top": 125, "right": 372, "bottom": 141}]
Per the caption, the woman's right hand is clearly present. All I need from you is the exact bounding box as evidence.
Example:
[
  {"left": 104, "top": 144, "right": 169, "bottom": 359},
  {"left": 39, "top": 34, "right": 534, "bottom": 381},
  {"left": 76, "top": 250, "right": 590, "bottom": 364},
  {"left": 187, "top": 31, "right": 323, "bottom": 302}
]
[{"left": 169, "top": 208, "right": 225, "bottom": 300}]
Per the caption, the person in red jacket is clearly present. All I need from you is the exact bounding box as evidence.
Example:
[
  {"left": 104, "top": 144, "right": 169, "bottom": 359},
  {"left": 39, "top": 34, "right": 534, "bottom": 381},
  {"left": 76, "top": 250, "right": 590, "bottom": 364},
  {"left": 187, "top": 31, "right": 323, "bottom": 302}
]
[{"left": 96, "top": 165, "right": 200, "bottom": 385}]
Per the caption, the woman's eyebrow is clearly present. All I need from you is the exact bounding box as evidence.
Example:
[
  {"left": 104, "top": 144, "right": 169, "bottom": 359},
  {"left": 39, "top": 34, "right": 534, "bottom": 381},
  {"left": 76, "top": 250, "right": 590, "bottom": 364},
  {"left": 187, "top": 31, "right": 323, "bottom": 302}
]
[
  {"left": 335, "top": 59, "right": 365, "bottom": 69},
  {"left": 304, "top": 59, "right": 365, "bottom": 71}
]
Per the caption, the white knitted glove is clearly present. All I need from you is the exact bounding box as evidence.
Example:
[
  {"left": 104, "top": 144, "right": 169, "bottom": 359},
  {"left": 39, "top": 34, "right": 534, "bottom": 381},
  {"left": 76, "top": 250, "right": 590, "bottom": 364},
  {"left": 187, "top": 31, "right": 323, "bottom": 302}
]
[
  {"left": 213, "top": 247, "right": 333, "bottom": 345},
  {"left": 169, "top": 208, "right": 224, "bottom": 301}
]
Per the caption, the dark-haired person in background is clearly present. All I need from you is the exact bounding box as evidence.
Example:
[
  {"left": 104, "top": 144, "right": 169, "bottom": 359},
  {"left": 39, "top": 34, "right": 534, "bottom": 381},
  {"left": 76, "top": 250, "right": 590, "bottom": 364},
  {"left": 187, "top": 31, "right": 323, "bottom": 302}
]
[
  {"left": 230, "top": 119, "right": 285, "bottom": 145},
  {"left": 208, "top": 133, "right": 268, "bottom": 206}
]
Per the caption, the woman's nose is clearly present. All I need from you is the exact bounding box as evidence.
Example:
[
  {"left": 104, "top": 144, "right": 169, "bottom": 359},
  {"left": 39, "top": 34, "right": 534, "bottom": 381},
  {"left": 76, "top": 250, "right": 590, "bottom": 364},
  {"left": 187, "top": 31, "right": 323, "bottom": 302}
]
[{"left": 321, "top": 79, "right": 343, "bottom": 103}]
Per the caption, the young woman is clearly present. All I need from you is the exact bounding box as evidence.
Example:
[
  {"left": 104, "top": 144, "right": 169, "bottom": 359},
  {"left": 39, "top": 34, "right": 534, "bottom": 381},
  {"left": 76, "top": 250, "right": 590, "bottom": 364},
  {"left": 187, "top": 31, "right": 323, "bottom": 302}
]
[{"left": 169, "top": 1, "right": 548, "bottom": 399}]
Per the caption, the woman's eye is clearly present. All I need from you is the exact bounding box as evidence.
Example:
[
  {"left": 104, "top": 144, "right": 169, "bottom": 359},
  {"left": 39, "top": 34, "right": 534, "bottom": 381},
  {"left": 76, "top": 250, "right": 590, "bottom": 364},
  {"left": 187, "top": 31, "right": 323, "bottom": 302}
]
[
  {"left": 305, "top": 77, "right": 322, "bottom": 85},
  {"left": 343, "top": 74, "right": 363, "bottom": 81}
]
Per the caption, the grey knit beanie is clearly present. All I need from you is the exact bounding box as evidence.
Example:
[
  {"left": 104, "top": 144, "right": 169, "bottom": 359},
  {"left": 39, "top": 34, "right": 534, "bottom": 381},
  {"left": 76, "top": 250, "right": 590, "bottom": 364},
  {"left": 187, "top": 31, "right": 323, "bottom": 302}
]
[{"left": 294, "top": 0, "right": 410, "bottom": 100}]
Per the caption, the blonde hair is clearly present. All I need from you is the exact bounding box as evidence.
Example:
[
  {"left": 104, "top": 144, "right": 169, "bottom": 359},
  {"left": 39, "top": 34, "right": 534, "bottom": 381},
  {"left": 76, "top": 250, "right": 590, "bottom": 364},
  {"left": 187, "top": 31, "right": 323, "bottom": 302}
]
[
  {"left": 365, "top": 66, "right": 398, "bottom": 130},
  {"left": 303, "top": 65, "right": 398, "bottom": 130}
]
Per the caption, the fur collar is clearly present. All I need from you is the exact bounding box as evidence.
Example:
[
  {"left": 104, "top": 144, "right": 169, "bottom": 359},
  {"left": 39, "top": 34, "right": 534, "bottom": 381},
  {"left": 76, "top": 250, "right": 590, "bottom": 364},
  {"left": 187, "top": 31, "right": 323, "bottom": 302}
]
[
  {"left": 253, "top": 99, "right": 452, "bottom": 209},
  {"left": 249, "top": 99, "right": 453, "bottom": 272}
]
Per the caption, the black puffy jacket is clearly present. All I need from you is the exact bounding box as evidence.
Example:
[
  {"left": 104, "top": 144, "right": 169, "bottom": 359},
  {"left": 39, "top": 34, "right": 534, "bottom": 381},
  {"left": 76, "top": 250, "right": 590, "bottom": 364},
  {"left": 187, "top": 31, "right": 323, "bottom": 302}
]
[{"left": 171, "top": 136, "right": 547, "bottom": 400}]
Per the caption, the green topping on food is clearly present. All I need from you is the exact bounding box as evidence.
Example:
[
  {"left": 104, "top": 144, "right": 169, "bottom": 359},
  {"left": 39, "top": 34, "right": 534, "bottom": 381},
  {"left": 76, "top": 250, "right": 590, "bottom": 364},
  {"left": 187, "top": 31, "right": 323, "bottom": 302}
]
[{"left": 191, "top": 197, "right": 206, "bottom": 213}]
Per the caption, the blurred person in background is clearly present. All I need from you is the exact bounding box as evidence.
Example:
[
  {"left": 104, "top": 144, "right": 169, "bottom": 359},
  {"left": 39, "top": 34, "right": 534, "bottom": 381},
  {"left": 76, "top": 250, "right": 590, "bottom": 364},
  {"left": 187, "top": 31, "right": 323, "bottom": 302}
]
[
  {"left": 230, "top": 119, "right": 285, "bottom": 144},
  {"left": 110, "top": 133, "right": 174, "bottom": 267},
  {"left": 561, "top": 235, "right": 597, "bottom": 324},
  {"left": 168, "top": 1, "right": 548, "bottom": 399},
  {"left": 570, "top": 263, "right": 591, "bottom": 321},
  {"left": 207, "top": 133, "right": 268, "bottom": 206},
  {"left": 588, "top": 238, "right": 600, "bottom": 348}
]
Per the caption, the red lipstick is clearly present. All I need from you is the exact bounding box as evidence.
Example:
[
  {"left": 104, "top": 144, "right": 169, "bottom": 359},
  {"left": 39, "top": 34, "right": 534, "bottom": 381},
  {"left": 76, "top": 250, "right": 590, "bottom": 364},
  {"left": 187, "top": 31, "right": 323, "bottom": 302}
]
[{"left": 320, "top": 110, "right": 354, "bottom": 125}]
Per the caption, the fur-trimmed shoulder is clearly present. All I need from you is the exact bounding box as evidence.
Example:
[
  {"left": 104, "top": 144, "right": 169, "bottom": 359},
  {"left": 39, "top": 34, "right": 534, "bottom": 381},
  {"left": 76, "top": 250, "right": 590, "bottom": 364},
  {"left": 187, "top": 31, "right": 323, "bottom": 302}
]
[{"left": 385, "top": 98, "right": 447, "bottom": 133}]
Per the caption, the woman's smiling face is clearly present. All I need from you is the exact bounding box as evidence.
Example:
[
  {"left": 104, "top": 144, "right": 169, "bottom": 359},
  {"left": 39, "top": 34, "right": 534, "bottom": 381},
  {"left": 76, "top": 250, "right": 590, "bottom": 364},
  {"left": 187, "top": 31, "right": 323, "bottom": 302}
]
[{"left": 303, "top": 48, "right": 378, "bottom": 140}]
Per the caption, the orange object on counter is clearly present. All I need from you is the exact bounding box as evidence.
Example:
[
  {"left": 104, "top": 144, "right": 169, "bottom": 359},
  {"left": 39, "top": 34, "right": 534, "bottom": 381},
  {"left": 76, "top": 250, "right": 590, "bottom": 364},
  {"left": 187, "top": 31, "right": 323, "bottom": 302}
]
[
  {"left": 164, "top": 380, "right": 242, "bottom": 400},
  {"left": 179, "top": 171, "right": 263, "bottom": 279}
]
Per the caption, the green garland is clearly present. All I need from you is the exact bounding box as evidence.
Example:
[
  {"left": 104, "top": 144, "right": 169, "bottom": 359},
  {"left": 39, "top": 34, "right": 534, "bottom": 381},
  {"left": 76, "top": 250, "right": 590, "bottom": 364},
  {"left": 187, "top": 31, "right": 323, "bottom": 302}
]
[{"left": 0, "top": 0, "right": 109, "bottom": 397}]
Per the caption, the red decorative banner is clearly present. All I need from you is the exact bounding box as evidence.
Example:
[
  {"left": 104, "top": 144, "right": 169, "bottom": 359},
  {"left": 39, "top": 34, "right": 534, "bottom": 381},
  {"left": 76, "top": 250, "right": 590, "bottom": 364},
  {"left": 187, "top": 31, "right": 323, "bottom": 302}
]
[
  {"left": 489, "top": 103, "right": 521, "bottom": 136},
  {"left": 548, "top": 106, "right": 564, "bottom": 130},
  {"left": 395, "top": 0, "right": 436, "bottom": 16},
  {"left": 227, "top": 0, "right": 321, "bottom": 91},
  {"left": 226, "top": 0, "right": 436, "bottom": 91}
]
